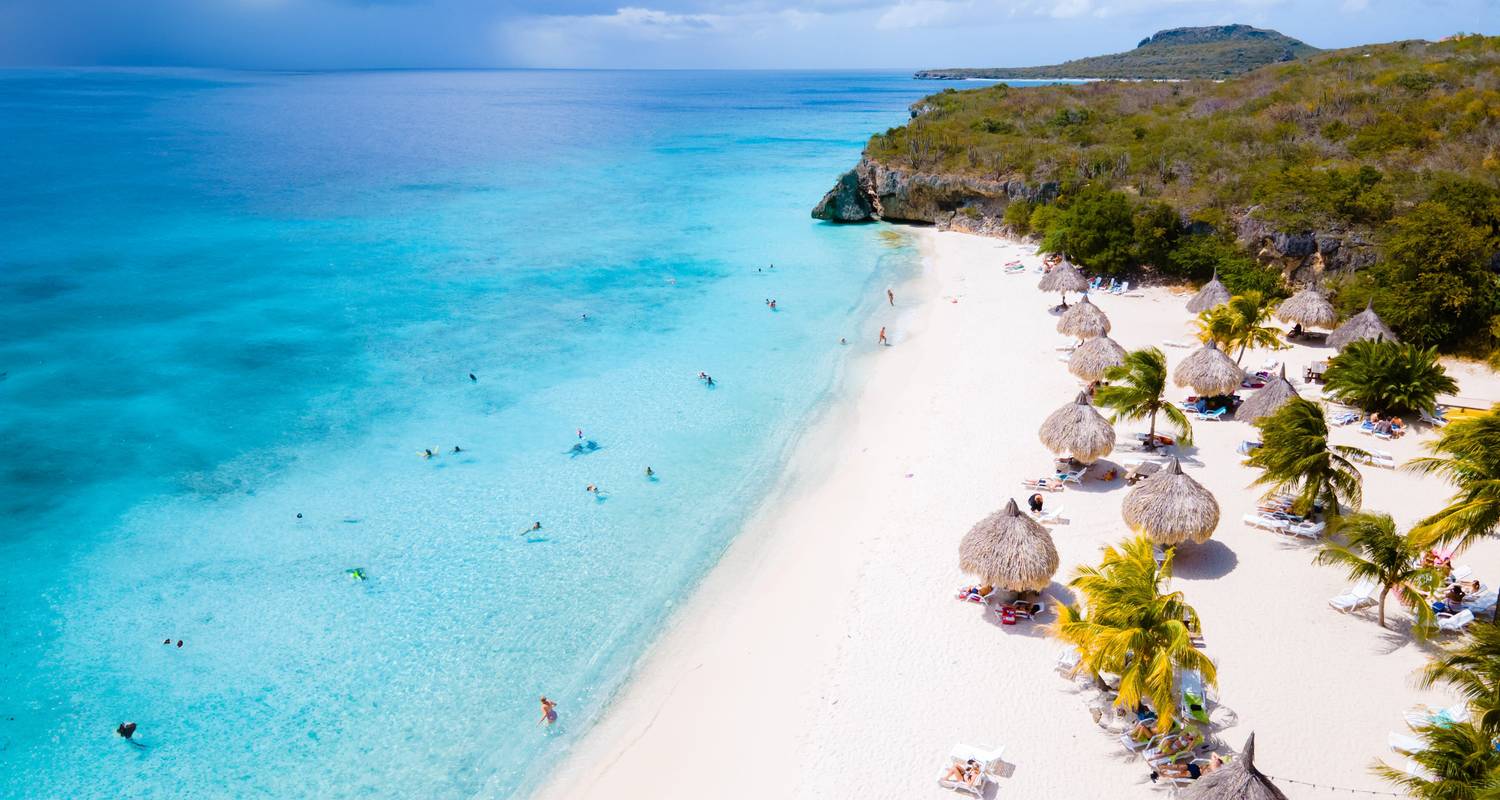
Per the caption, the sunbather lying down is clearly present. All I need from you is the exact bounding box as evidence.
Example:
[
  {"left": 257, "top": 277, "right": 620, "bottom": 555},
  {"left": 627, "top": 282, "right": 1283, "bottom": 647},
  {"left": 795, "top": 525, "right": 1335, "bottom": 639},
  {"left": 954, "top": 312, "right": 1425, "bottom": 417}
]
[
  {"left": 957, "top": 585, "right": 994, "bottom": 603},
  {"left": 943, "top": 759, "right": 983, "bottom": 787}
]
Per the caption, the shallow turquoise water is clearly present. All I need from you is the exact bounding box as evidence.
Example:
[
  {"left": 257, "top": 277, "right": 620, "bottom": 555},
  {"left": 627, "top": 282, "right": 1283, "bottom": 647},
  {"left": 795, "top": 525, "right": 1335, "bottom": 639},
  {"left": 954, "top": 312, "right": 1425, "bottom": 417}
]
[{"left": 0, "top": 69, "right": 947, "bottom": 796}]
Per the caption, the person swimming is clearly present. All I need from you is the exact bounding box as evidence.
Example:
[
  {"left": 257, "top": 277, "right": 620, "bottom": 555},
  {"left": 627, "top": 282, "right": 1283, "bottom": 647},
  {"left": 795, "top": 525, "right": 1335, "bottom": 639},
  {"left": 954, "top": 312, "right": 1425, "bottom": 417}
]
[
  {"left": 117, "top": 722, "right": 140, "bottom": 744},
  {"left": 645, "top": 466, "right": 655, "bottom": 478},
  {"left": 422, "top": 448, "right": 435, "bottom": 459},
  {"left": 452, "top": 445, "right": 462, "bottom": 454},
  {"left": 469, "top": 373, "right": 477, "bottom": 382}
]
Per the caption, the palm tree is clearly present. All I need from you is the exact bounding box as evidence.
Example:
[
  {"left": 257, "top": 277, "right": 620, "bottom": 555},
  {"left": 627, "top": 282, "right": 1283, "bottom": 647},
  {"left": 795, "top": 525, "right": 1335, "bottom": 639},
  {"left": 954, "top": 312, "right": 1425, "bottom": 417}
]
[
  {"left": 1050, "top": 535, "right": 1216, "bottom": 732},
  {"left": 1195, "top": 291, "right": 1285, "bottom": 364},
  {"left": 1325, "top": 340, "right": 1458, "bottom": 416},
  {"left": 1373, "top": 721, "right": 1500, "bottom": 800},
  {"left": 1408, "top": 407, "right": 1500, "bottom": 558},
  {"left": 1419, "top": 624, "right": 1500, "bottom": 737},
  {"left": 1314, "top": 512, "right": 1435, "bottom": 629},
  {"left": 1094, "top": 347, "right": 1193, "bottom": 449},
  {"left": 1247, "top": 397, "right": 1367, "bottom": 516}
]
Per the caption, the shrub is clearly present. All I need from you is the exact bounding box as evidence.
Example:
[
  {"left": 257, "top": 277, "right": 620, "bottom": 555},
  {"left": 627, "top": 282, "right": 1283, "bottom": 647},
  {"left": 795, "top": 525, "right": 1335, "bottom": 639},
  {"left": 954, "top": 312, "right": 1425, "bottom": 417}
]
[
  {"left": 1323, "top": 340, "right": 1458, "bottom": 415},
  {"left": 1132, "top": 201, "right": 1181, "bottom": 269},
  {"left": 1002, "top": 199, "right": 1034, "bottom": 235},
  {"left": 1040, "top": 186, "right": 1136, "bottom": 275},
  {"left": 1367, "top": 202, "right": 1499, "bottom": 349}
]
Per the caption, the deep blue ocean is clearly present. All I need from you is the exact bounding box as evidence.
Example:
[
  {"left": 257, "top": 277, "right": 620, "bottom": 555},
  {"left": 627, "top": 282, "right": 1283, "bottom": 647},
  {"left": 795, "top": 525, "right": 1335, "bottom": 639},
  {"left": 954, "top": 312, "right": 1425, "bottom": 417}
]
[{"left": 0, "top": 69, "right": 963, "bottom": 797}]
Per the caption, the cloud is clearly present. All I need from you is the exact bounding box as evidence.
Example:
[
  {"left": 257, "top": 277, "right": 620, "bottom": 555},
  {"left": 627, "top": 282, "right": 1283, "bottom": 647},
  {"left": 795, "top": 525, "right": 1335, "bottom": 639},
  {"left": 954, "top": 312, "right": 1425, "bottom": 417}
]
[
  {"left": 875, "top": 0, "right": 974, "bottom": 29},
  {"left": 499, "top": 5, "right": 825, "bottom": 65}
]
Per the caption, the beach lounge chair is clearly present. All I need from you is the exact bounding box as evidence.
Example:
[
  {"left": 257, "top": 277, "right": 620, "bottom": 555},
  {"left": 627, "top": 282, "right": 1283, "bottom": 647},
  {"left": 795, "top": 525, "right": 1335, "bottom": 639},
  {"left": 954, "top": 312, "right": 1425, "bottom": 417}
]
[
  {"left": 1420, "top": 409, "right": 1449, "bottom": 427},
  {"left": 1162, "top": 339, "right": 1194, "bottom": 349},
  {"left": 1329, "top": 580, "right": 1379, "bottom": 613},
  {"left": 1285, "top": 520, "right": 1326, "bottom": 539},
  {"left": 1056, "top": 469, "right": 1085, "bottom": 485},
  {"left": 1056, "top": 648, "right": 1081, "bottom": 676},
  {"left": 937, "top": 757, "right": 988, "bottom": 796},
  {"left": 1389, "top": 732, "right": 1428, "bottom": 755},
  {"left": 951, "top": 743, "right": 1006, "bottom": 775},
  {"left": 1405, "top": 702, "right": 1470, "bottom": 730},
  {"left": 1242, "top": 513, "right": 1288, "bottom": 532},
  {"left": 1450, "top": 564, "right": 1474, "bottom": 582},
  {"left": 1110, "top": 281, "right": 1130, "bottom": 295},
  {"left": 1195, "top": 407, "right": 1227, "bottom": 422},
  {"left": 1465, "top": 591, "right": 1497, "bottom": 616},
  {"left": 1330, "top": 410, "right": 1361, "bottom": 426},
  {"left": 1179, "top": 669, "right": 1210, "bottom": 724},
  {"left": 1355, "top": 450, "right": 1396, "bottom": 469},
  {"left": 1031, "top": 506, "right": 1064, "bottom": 524},
  {"left": 1437, "top": 609, "right": 1475, "bottom": 633}
]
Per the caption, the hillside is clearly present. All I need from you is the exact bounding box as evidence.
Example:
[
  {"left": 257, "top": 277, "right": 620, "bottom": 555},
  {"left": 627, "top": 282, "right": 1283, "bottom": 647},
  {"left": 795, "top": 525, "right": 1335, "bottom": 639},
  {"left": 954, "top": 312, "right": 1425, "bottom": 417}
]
[
  {"left": 915, "top": 25, "right": 1319, "bottom": 81},
  {"left": 815, "top": 35, "right": 1500, "bottom": 354}
]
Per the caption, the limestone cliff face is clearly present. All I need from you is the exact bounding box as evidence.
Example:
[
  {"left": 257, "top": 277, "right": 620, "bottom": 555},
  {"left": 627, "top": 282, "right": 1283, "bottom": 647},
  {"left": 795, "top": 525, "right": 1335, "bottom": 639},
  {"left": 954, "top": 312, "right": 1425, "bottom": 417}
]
[
  {"left": 814, "top": 157, "right": 1379, "bottom": 279},
  {"left": 810, "top": 156, "right": 1057, "bottom": 232}
]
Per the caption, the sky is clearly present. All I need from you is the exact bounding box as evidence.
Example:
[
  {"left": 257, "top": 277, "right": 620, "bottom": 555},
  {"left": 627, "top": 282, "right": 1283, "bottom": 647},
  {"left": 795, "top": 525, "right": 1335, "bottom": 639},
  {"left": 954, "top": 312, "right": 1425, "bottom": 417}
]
[{"left": 0, "top": 0, "right": 1493, "bottom": 70}]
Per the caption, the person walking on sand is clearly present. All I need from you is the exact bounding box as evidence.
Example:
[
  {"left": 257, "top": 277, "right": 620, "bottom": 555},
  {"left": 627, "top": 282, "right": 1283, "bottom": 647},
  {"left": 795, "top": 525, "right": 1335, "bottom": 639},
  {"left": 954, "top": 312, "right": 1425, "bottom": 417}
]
[
  {"left": 878, "top": 326, "right": 888, "bottom": 346},
  {"left": 887, "top": 288, "right": 894, "bottom": 306},
  {"left": 538, "top": 696, "right": 558, "bottom": 726}
]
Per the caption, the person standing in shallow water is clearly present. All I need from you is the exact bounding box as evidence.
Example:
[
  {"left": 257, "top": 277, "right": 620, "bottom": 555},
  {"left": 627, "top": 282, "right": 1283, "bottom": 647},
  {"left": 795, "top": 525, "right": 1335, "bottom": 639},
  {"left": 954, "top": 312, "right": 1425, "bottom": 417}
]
[
  {"left": 887, "top": 288, "right": 894, "bottom": 306},
  {"left": 538, "top": 696, "right": 558, "bottom": 726},
  {"left": 878, "top": 327, "right": 888, "bottom": 346}
]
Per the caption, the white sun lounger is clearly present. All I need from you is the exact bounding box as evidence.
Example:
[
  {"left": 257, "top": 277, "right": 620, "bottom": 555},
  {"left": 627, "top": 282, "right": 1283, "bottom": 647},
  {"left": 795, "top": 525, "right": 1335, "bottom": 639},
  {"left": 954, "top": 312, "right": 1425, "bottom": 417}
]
[
  {"left": 1450, "top": 564, "right": 1474, "bottom": 582},
  {"left": 1284, "top": 520, "right": 1326, "bottom": 539},
  {"left": 1242, "top": 513, "right": 1288, "bottom": 532},
  {"left": 1031, "top": 506, "right": 1065, "bottom": 524},
  {"left": 1329, "top": 580, "right": 1379, "bottom": 612},
  {"left": 951, "top": 743, "right": 1006, "bottom": 775},
  {"left": 1056, "top": 648, "right": 1081, "bottom": 675},
  {"left": 1389, "top": 731, "right": 1427, "bottom": 755},
  {"left": 1405, "top": 702, "right": 1471, "bottom": 729},
  {"left": 1437, "top": 609, "right": 1475, "bottom": 633},
  {"left": 937, "top": 757, "right": 988, "bottom": 796}
]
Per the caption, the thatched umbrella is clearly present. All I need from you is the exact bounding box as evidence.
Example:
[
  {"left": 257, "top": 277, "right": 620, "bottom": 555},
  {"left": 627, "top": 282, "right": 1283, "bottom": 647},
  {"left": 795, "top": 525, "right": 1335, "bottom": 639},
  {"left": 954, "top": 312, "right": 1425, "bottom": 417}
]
[
  {"left": 1275, "top": 286, "right": 1337, "bottom": 330},
  {"left": 959, "top": 499, "right": 1060, "bottom": 593},
  {"left": 1180, "top": 733, "right": 1289, "bottom": 800},
  {"left": 1327, "top": 300, "right": 1398, "bottom": 350},
  {"left": 1185, "top": 270, "right": 1230, "bottom": 314},
  {"left": 1039, "top": 391, "right": 1117, "bottom": 463},
  {"left": 1057, "top": 296, "right": 1111, "bottom": 339},
  {"left": 1236, "top": 365, "right": 1298, "bottom": 424},
  {"left": 1038, "top": 259, "right": 1089, "bottom": 301},
  {"left": 1172, "top": 340, "right": 1245, "bottom": 396},
  {"left": 1067, "top": 335, "right": 1126, "bottom": 382},
  {"left": 1121, "top": 457, "right": 1220, "bottom": 545}
]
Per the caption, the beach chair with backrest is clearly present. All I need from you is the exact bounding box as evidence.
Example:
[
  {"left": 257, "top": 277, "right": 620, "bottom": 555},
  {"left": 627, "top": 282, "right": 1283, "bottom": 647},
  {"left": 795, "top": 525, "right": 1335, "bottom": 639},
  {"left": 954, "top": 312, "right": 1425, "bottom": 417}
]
[
  {"left": 1242, "top": 513, "right": 1288, "bottom": 533},
  {"left": 1111, "top": 281, "right": 1130, "bottom": 295},
  {"left": 1329, "top": 580, "right": 1379, "bottom": 612},
  {"left": 1420, "top": 409, "right": 1449, "bottom": 427},
  {"left": 1196, "top": 407, "right": 1228, "bottom": 422},
  {"left": 936, "top": 757, "right": 988, "bottom": 796},
  {"left": 1389, "top": 731, "right": 1428, "bottom": 755},
  {"left": 1179, "top": 669, "right": 1210, "bottom": 724},
  {"left": 1286, "top": 520, "right": 1326, "bottom": 539},
  {"left": 1056, "top": 469, "right": 1085, "bottom": 485},
  {"left": 1056, "top": 648, "right": 1081, "bottom": 676},
  {"left": 1437, "top": 609, "right": 1475, "bottom": 633}
]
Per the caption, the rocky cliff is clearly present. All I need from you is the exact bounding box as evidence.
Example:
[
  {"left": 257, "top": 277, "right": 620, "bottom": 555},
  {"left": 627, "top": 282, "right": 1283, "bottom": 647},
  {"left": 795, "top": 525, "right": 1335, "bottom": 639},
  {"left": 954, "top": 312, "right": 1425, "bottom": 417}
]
[
  {"left": 812, "top": 158, "right": 1378, "bottom": 278},
  {"left": 811, "top": 156, "right": 1058, "bottom": 234}
]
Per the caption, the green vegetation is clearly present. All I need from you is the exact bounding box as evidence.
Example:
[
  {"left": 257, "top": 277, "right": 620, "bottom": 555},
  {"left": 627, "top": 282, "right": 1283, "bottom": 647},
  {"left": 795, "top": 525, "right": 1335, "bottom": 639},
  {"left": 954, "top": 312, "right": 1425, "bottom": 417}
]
[
  {"left": 1050, "top": 535, "right": 1216, "bottom": 732},
  {"left": 1314, "top": 512, "right": 1434, "bottom": 629},
  {"left": 916, "top": 25, "right": 1317, "bottom": 80},
  {"left": 873, "top": 35, "right": 1500, "bottom": 355},
  {"left": 1094, "top": 347, "right": 1193, "bottom": 447},
  {"left": 1194, "top": 292, "right": 1285, "bottom": 363},
  {"left": 1408, "top": 407, "right": 1500, "bottom": 557},
  {"left": 1323, "top": 340, "right": 1458, "bottom": 416},
  {"left": 1246, "top": 397, "right": 1366, "bottom": 515}
]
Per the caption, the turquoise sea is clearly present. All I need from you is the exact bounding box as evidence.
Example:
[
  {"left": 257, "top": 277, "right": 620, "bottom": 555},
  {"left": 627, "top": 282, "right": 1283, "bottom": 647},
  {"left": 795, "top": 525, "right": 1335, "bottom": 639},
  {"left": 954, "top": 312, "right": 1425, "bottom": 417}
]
[{"left": 0, "top": 69, "right": 958, "bottom": 797}]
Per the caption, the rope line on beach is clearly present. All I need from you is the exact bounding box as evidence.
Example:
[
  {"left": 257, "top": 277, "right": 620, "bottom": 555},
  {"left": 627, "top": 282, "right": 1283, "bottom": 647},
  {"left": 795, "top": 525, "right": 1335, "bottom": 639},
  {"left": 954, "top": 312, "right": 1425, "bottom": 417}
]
[{"left": 1259, "top": 774, "right": 1405, "bottom": 796}]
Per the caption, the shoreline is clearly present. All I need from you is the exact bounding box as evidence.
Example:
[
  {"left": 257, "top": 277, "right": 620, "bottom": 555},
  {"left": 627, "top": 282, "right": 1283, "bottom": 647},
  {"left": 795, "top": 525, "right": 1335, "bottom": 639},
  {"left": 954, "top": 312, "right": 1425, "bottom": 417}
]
[{"left": 535, "top": 227, "right": 1500, "bottom": 799}]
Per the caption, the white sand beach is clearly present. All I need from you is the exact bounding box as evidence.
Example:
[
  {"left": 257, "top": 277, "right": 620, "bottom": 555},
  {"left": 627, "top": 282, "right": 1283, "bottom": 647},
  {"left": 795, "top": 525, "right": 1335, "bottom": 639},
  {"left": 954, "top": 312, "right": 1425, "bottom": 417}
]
[{"left": 536, "top": 228, "right": 1500, "bottom": 799}]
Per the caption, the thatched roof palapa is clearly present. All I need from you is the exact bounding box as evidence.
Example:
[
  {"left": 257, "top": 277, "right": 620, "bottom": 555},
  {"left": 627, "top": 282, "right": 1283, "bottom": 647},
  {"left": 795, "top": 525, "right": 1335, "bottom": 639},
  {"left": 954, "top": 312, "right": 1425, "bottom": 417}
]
[
  {"left": 1067, "top": 335, "right": 1126, "bottom": 382},
  {"left": 1274, "top": 286, "right": 1337, "bottom": 329},
  {"left": 1180, "top": 733, "right": 1289, "bottom": 800},
  {"left": 1172, "top": 340, "right": 1246, "bottom": 396},
  {"left": 1039, "top": 391, "right": 1117, "bottom": 464},
  {"left": 1121, "top": 458, "right": 1221, "bottom": 545},
  {"left": 1038, "top": 260, "right": 1089, "bottom": 296},
  {"left": 1327, "top": 301, "right": 1398, "bottom": 350},
  {"left": 1185, "top": 271, "right": 1231, "bottom": 314},
  {"left": 1057, "top": 296, "right": 1112, "bottom": 339},
  {"left": 958, "top": 499, "right": 1060, "bottom": 593},
  {"left": 1235, "top": 365, "right": 1298, "bottom": 424}
]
